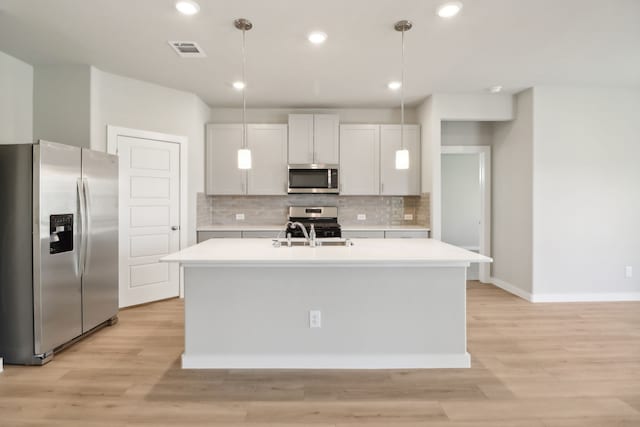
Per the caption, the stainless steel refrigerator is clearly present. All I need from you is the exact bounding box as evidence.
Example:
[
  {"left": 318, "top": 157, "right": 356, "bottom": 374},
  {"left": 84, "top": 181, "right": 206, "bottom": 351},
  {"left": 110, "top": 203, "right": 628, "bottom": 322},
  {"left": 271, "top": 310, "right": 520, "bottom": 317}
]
[{"left": 0, "top": 140, "right": 119, "bottom": 365}]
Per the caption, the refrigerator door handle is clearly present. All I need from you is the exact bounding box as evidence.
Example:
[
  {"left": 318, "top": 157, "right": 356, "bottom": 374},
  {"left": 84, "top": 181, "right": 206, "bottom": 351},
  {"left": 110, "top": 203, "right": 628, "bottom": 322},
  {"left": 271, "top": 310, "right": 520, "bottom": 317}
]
[
  {"left": 77, "top": 178, "right": 87, "bottom": 276},
  {"left": 82, "top": 178, "right": 90, "bottom": 275}
]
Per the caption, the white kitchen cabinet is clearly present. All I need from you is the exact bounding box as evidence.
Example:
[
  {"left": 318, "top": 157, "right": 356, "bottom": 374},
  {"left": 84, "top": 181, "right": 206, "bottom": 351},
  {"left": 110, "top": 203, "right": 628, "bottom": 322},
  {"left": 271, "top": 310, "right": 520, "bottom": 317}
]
[
  {"left": 206, "top": 124, "right": 287, "bottom": 196},
  {"left": 197, "top": 231, "right": 242, "bottom": 242},
  {"left": 247, "top": 124, "right": 288, "bottom": 195},
  {"left": 384, "top": 230, "right": 429, "bottom": 238},
  {"left": 288, "top": 114, "right": 339, "bottom": 164},
  {"left": 380, "top": 125, "right": 421, "bottom": 196},
  {"left": 206, "top": 124, "right": 245, "bottom": 195},
  {"left": 342, "top": 230, "right": 385, "bottom": 239},
  {"left": 339, "top": 125, "right": 380, "bottom": 195}
]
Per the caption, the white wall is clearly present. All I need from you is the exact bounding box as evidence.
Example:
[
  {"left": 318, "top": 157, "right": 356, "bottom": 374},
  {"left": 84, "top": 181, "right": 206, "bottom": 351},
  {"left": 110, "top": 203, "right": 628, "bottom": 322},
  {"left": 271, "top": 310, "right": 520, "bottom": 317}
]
[
  {"left": 91, "top": 68, "right": 210, "bottom": 246},
  {"left": 491, "top": 89, "right": 534, "bottom": 296},
  {"left": 0, "top": 51, "right": 32, "bottom": 144},
  {"left": 418, "top": 93, "right": 513, "bottom": 240},
  {"left": 209, "top": 107, "right": 417, "bottom": 124},
  {"left": 532, "top": 87, "right": 640, "bottom": 299},
  {"left": 441, "top": 122, "right": 494, "bottom": 146},
  {"left": 33, "top": 65, "right": 91, "bottom": 148}
]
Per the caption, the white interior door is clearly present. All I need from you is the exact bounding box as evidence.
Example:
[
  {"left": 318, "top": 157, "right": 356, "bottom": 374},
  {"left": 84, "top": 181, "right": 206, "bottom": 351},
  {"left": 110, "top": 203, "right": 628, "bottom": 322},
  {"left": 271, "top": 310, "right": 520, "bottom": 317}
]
[{"left": 117, "top": 135, "right": 180, "bottom": 307}]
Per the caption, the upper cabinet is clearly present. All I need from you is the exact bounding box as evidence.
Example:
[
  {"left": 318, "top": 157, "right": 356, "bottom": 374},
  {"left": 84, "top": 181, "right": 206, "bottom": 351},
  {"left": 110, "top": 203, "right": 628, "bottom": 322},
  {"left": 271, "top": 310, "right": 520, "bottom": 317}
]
[
  {"left": 206, "top": 124, "right": 287, "bottom": 196},
  {"left": 206, "top": 124, "right": 245, "bottom": 195},
  {"left": 339, "top": 124, "right": 421, "bottom": 196},
  {"left": 340, "top": 125, "right": 380, "bottom": 195},
  {"left": 288, "top": 114, "right": 339, "bottom": 164},
  {"left": 246, "top": 124, "right": 288, "bottom": 195},
  {"left": 380, "top": 125, "right": 421, "bottom": 196}
]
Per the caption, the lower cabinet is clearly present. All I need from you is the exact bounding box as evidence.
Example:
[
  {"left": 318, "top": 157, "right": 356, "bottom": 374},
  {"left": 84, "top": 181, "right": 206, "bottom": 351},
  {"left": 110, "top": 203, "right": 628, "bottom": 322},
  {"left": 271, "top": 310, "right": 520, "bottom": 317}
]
[
  {"left": 198, "top": 229, "right": 429, "bottom": 242},
  {"left": 197, "top": 231, "right": 242, "bottom": 242},
  {"left": 384, "top": 230, "right": 429, "bottom": 238},
  {"left": 342, "top": 230, "right": 385, "bottom": 239}
]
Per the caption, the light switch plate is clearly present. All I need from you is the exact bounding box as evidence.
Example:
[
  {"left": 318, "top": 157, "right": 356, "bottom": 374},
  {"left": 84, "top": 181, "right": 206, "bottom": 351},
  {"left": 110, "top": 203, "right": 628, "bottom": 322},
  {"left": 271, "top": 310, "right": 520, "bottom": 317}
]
[
  {"left": 235, "top": 213, "right": 245, "bottom": 221},
  {"left": 625, "top": 266, "right": 633, "bottom": 278},
  {"left": 357, "top": 214, "right": 366, "bottom": 221},
  {"left": 404, "top": 214, "right": 414, "bottom": 220}
]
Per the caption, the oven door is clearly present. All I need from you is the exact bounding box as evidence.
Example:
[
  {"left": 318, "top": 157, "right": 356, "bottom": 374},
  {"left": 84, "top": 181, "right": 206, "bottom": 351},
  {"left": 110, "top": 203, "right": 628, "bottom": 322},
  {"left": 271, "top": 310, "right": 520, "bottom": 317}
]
[{"left": 288, "top": 165, "right": 339, "bottom": 194}]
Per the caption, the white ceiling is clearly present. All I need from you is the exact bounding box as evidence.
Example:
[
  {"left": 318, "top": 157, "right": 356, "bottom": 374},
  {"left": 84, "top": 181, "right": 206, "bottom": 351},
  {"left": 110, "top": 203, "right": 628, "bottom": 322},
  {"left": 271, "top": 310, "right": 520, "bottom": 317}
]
[{"left": 0, "top": 0, "right": 639, "bottom": 108}]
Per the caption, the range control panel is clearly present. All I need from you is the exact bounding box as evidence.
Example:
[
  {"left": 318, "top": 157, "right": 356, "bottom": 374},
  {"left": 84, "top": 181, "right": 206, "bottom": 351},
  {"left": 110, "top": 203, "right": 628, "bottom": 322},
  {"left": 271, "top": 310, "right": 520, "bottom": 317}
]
[{"left": 49, "top": 214, "right": 73, "bottom": 254}]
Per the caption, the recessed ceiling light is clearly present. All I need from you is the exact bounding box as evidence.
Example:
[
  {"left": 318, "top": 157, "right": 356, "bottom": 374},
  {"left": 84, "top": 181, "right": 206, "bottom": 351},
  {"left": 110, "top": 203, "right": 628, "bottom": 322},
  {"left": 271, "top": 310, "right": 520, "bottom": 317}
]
[
  {"left": 175, "top": 0, "right": 200, "bottom": 15},
  {"left": 388, "top": 81, "right": 402, "bottom": 90},
  {"left": 232, "top": 81, "right": 246, "bottom": 90},
  {"left": 308, "top": 31, "right": 328, "bottom": 44},
  {"left": 437, "top": 1, "right": 463, "bottom": 18},
  {"left": 489, "top": 85, "right": 503, "bottom": 93}
]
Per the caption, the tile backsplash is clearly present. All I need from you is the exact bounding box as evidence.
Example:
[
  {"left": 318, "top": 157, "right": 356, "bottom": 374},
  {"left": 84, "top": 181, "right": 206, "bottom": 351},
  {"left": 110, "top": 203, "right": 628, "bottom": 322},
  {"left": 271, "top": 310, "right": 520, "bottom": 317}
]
[{"left": 197, "top": 193, "right": 430, "bottom": 227}]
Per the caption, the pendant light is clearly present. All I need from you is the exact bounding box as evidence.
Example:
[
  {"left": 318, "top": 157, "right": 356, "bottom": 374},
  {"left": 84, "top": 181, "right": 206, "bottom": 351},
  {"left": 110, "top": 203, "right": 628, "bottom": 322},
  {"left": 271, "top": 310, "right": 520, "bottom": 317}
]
[
  {"left": 235, "top": 18, "right": 253, "bottom": 169},
  {"left": 394, "top": 20, "right": 412, "bottom": 170}
]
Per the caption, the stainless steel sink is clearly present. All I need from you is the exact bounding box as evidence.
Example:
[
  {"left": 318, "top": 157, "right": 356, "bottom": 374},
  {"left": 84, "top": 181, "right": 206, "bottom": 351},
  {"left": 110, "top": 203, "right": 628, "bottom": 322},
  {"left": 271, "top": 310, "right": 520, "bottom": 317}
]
[{"left": 272, "top": 238, "right": 353, "bottom": 248}]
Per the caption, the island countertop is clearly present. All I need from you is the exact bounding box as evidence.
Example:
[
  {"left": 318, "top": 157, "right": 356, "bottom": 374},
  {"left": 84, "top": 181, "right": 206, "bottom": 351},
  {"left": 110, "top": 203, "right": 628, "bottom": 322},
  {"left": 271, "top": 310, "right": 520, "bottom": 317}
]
[{"left": 162, "top": 238, "right": 491, "bottom": 267}]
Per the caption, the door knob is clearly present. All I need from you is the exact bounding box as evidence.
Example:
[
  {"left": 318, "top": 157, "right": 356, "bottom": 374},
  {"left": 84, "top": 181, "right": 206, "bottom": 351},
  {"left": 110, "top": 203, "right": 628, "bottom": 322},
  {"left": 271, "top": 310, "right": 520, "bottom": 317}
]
[{"left": 171, "top": 226, "right": 180, "bottom": 231}]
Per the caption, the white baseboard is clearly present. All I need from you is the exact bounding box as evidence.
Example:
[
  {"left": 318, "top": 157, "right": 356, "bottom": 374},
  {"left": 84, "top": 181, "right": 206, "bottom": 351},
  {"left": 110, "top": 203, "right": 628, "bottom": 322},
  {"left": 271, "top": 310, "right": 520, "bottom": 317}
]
[
  {"left": 489, "top": 277, "right": 533, "bottom": 301},
  {"left": 531, "top": 292, "right": 640, "bottom": 302},
  {"left": 489, "top": 277, "right": 640, "bottom": 303},
  {"left": 182, "top": 352, "right": 471, "bottom": 369}
]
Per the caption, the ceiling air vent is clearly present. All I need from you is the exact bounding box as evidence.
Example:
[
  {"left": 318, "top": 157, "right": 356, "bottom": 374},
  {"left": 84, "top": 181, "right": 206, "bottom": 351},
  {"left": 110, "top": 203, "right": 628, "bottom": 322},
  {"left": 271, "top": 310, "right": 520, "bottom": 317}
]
[{"left": 168, "top": 41, "right": 206, "bottom": 58}]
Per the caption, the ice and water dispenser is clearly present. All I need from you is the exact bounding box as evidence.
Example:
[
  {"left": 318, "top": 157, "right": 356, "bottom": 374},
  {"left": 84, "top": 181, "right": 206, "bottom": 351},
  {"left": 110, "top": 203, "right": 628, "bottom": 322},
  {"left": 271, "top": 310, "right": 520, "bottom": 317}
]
[{"left": 49, "top": 214, "right": 73, "bottom": 254}]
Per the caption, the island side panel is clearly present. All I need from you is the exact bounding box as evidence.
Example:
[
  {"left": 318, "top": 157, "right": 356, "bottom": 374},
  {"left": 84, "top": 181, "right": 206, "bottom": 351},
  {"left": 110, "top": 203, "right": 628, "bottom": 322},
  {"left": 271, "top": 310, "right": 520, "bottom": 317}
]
[{"left": 183, "top": 266, "right": 468, "bottom": 369}]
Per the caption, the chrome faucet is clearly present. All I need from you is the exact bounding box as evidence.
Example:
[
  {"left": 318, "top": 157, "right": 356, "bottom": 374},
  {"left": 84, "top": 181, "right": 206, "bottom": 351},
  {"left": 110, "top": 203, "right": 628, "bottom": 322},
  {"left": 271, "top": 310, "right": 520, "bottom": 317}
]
[
  {"left": 287, "top": 221, "right": 309, "bottom": 241},
  {"left": 309, "top": 224, "right": 317, "bottom": 247}
]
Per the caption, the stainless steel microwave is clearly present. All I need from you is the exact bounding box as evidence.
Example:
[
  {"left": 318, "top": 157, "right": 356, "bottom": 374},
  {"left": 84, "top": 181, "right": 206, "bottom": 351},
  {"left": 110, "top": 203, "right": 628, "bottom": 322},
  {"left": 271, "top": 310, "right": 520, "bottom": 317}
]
[{"left": 288, "top": 164, "right": 339, "bottom": 194}]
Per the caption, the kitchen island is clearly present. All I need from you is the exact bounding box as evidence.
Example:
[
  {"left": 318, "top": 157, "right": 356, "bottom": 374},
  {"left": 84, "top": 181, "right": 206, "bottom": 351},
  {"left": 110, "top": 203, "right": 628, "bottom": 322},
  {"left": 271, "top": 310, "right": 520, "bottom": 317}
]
[{"left": 162, "top": 238, "right": 491, "bottom": 369}]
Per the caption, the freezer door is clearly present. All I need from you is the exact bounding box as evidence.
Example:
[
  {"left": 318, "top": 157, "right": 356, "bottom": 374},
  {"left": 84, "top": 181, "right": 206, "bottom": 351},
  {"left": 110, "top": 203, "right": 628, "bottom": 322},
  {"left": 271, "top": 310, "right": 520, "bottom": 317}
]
[
  {"left": 34, "top": 141, "right": 83, "bottom": 355},
  {"left": 81, "top": 149, "right": 119, "bottom": 332}
]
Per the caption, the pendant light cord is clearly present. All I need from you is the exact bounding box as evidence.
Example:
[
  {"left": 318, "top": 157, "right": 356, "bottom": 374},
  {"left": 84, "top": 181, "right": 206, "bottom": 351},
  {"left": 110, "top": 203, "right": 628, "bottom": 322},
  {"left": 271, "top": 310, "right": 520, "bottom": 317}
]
[
  {"left": 242, "top": 28, "right": 247, "bottom": 150},
  {"left": 400, "top": 27, "right": 405, "bottom": 151}
]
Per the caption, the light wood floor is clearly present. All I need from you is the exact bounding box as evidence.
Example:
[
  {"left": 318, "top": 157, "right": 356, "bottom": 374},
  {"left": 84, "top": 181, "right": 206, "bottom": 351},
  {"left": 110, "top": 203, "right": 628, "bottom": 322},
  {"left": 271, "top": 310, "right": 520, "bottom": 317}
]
[{"left": 1, "top": 281, "right": 639, "bottom": 426}]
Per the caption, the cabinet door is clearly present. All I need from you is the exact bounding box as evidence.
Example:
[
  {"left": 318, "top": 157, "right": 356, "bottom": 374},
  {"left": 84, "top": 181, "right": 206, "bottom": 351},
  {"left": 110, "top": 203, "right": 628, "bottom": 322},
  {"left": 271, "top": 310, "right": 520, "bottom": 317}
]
[
  {"left": 247, "top": 124, "right": 288, "bottom": 195},
  {"left": 339, "top": 125, "right": 380, "bottom": 195},
  {"left": 288, "top": 114, "right": 314, "bottom": 164},
  {"left": 380, "top": 124, "right": 421, "bottom": 195},
  {"left": 198, "top": 231, "right": 242, "bottom": 242},
  {"left": 342, "top": 230, "right": 385, "bottom": 239},
  {"left": 206, "top": 124, "right": 246, "bottom": 195},
  {"left": 314, "top": 114, "right": 339, "bottom": 164},
  {"left": 384, "top": 230, "right": 429, "bottom": 238}
]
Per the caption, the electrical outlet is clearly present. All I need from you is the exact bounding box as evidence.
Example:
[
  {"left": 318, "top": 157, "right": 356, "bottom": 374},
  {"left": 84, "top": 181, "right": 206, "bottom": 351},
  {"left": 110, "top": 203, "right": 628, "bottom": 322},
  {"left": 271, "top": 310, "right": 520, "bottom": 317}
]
[
  {"left": 625, "top": 266, "right": 633, "bottom": 278},
  {"left": 235, "top": 213, "right": 245, "bottom": 221},
  {"left": 403, "top": 214, "right": 414, "bottom": 220},
  {"left": 309, "top": 310, "right": 322, "bottom": 328},
  {"left": 357, "top": 214, "right": 366, "bottom": 221}
]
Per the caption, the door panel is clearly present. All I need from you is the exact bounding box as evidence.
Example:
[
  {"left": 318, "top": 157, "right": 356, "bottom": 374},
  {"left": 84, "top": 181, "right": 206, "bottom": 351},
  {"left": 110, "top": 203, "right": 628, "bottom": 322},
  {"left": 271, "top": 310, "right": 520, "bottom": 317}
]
[
  {"left": 117, "top": 135, "right": 180, "bottom": 307},
  {"left": 288, "top": 114, "right": 314, "bottom": 163},
  {"left": 339, "top": 125, "right": 380, "bottom": 195},
  {"left": 34, "top": 141, "right": 82, "bottom": 354},
  {"left": 247, "top": 124, "right": 287, "bottom": 195},
  {"left": 81, "top": 149, "right": 119, "bottom": 332},
  {"left": 206, "top": 124, "right": 245, "bottom": 195},
  {"left": 380, "top": 125, "right": 421, "bottom": 195},
  {"left": 313, "top": 114, "right": 339, "bottom": 164}
]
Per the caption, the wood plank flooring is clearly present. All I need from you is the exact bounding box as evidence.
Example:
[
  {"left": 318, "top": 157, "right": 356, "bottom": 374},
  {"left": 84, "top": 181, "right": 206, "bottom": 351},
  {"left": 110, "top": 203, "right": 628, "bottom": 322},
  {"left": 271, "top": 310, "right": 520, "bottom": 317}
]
[{"left": 1, "top": 281, "right": 639, "bottom": 426}]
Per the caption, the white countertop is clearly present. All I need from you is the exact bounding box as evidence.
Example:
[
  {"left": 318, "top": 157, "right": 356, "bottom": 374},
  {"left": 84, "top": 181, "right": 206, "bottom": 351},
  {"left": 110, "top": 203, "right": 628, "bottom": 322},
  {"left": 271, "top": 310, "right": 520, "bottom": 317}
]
[
  {"left": 197, "top": 224, "right": 430, "bottom": 232},
  {"left": 162, "top": 238, "right": 490, "bottom": 267}
]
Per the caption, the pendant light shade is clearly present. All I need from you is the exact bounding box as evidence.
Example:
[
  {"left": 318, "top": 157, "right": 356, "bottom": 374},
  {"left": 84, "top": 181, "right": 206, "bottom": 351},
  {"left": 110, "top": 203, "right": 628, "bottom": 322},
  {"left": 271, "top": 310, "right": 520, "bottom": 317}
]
[
  {"left": 235, "top": 18, "right": 253, "bottom": 170},
  {"left": 395, "top": 148, "right": 409, "bottom": 169},
  {"left": 237, "top": 148, "right": 252, "bottom": 169},
  {"left": 394, "top": 20, "right": 412, "bottom": 170}
]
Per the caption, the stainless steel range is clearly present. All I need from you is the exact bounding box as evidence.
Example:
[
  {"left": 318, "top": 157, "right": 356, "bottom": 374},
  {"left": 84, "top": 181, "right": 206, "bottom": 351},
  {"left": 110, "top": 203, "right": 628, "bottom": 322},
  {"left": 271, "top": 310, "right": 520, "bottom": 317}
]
[{"left": 286, "top": 206, "right": 341, "bottom": 238}]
